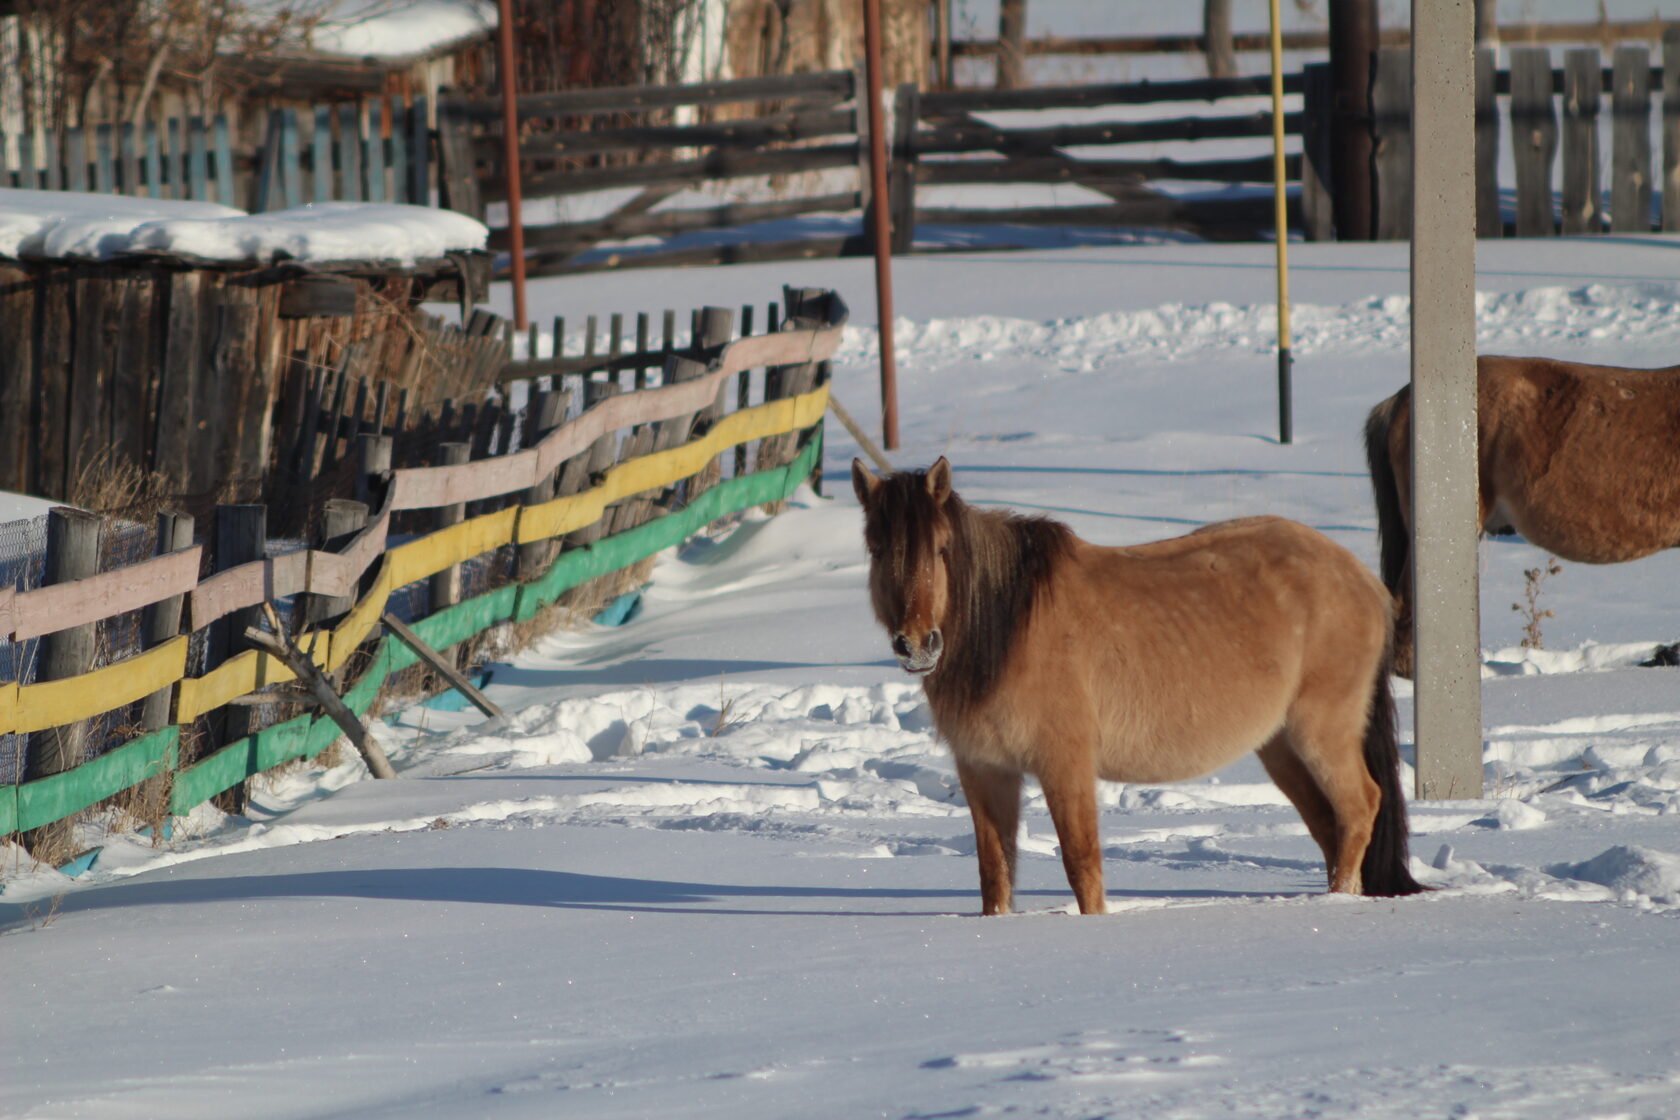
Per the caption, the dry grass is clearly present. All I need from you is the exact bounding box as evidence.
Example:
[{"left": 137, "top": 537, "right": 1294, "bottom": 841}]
[{"left": 1513, "top": 557, "right": 1563, "bottom": 649}]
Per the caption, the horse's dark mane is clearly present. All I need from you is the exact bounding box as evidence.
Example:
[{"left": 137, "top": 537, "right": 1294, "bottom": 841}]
[{"left": 869, "top": 469, "right": 1073, "bottom": 712}]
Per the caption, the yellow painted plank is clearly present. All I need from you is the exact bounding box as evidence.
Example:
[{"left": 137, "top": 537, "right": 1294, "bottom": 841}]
[
  {"left": 516, "top": 385, "right": 830, "bottom": 545},
  {"left": 0, "top": 679, "right": 18, "bottom": 737},
  {"left": 15, "top": 636, "right": 189, "bottom": 734},
  {"left": 326, "top": 560, "right": 394, "bottom": 672},
  {"left": 173, "top": 629, "right": 333, "bottom": 724},
  {"left": 386, "top": 507, "right": 520, "bottom": 587}
]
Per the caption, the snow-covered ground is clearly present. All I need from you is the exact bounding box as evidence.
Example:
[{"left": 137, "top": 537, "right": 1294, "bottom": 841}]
[{"left": 6, "top": 233, "right": 1680, "bottom": 1119}]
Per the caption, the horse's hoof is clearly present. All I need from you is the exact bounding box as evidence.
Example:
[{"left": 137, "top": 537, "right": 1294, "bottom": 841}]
[{"left": 1642, "top": 642, "right": 1680, "bottom": 668}]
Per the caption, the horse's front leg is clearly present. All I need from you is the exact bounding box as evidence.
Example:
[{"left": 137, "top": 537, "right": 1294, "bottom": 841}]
[
  {"left": 1037, "top": 750, "right": 1106, "bottom": 915},
  {"left": 955, "top": 758, "right": 1022, "bottom": 916}
]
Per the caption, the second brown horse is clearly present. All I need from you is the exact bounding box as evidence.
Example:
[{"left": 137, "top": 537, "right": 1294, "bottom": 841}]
[{"left": 853, "top": 457, "right": 1423, "bottom": 916}]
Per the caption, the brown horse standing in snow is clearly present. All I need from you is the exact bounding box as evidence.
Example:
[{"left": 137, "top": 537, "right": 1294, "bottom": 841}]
[
  {"left": 852, "top": 457, "right": 1422, "bottom": 916},
  {"left": 1366, "top": 355, "right": 1680, "bottom": 677}
]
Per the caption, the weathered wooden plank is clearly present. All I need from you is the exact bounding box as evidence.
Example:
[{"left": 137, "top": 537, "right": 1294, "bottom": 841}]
[
  {"left": 1665, "top": 29, "right": 1680, "bottom": 231},
  {"left": 408, "top": 94, "right": 430, "bottom": 205},
  {"left": 450, "top": 70, "right": 856, "bottom": 123},
  {"left": 152, "top": 270, "right": 203, "bottom": 489},
  {"left": 338, "top": 102, "right": 363, "bottom": 202},
  {"left": 1611, "top": 45, "right": 1652, "bottom": 232},
  {"left": 66, "top": 268, "right": 114, "bottom": 492},
  {"left": 1511, "top": 47, "right": 1559, "bottom": 237},
  {"left": 500, "top": 144, "right": 858, "bottom": 202},
  {"left": 112, "top": 268, "right": 156, "bottom": 470},
  {"left": 1371, "top": 47, "right": 1413, "bottom": 241},
  {"left": 437, "top": 98, "right": 481, "bottom": 218},
  {"left": 13, "top": 545, "right": 202, "bottom": 641},
  {"left": 312, "top": 104, "right": 333, "bottom": 202},
  {"left": 366, "top": 99, "right": 386, "bottom": 202},
  {"left": 187, "top": 114, "right": 210, "bottom": 202},
  {"left": 488, "top": 107, "right": 857, "bottom": 160},
  {"left": 213, "top": 114, "right": 236, "bottom": 208},
  {"left": 1561, "top": 48, "right": 1602, "bottom": 234},
  {"left": 0, "top": 263, "right": 37, "bottom": 493},
  {"left": 1475, "top": 48, "right": 1502, "bottom": 237},
  {"left": 36, "top": 265, "right": 74, "bottom": 498}
]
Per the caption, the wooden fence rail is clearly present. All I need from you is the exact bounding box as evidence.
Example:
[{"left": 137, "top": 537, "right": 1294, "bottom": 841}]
[{"left": 0, "top": 287, "right": 845, "bottom": 860}]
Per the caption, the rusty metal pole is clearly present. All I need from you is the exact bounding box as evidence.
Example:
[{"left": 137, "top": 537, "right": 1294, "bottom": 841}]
[
  {"left": 862, "top": 0, "right": 901, "bottom": 450},
  {"left": 496, "top": 0, "right": 528, "bottom": 329}
]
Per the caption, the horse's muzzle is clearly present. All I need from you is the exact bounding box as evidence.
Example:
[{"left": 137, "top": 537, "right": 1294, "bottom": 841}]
[{"left": 893, "top": 629, "right": 943, "bottom": 674}]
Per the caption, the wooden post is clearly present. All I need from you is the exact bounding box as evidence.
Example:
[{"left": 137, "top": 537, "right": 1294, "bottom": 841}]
[
  {"left": 356, "top": 432, "right": 392, "bottom": 509},
  {"left": 207, "top": 504, "right": 266, "bottom": 814},
  {"left": 1371, "top": 48, "right": 1413, "bottom": 240},
  {"left": 1510, "top": 47, "right": 1558, "bottom": 237},
  {"left": 307, "top": 498, "right": 368, "bottom": 627},
  {"left": 890, "top": 83, "right": 920, "bottom": 256},
  {"left": 996, "top": 0, "right": 1025, "bottom": 90},
  {"left": 21, "top": 507, "right": 102, "bottom": 860},
  {"left": 1474, "top": 48, "right": 1503, "bottom": 237},
  {"left": 1410, "top": 0, "right": 1484, "bottom": 801},
  {"left": 1300, "top": 63, "right": 1336, "bottom": 242},
  {"left": 1329, "top": 0, "right": 1378, "bottom": 240},
  {"left": 1611, "top": 45, "right": 1653, "bottom": 233},
  {"left": 1664, "top": 29, "right": 1680, "bottom": 232},
  {"left": 1561, "top": 48, "right": 1603, "bottom": 235},
  {"left": 517, "top": 388, "right": 569, "bottom": 581},
  {"left": 140, "top": 510, "right": 194, "bottom": 732},
  {"left": 690, "top": 306, "right": 735, "bottom": 501},
  {"left": 430, "top": 442, "right": 470, "bottom": 615}
]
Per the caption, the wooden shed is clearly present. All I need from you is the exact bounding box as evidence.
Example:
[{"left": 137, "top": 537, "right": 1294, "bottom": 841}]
[{"left": 0, "top": 194, "right": 492, "bottom": 522}]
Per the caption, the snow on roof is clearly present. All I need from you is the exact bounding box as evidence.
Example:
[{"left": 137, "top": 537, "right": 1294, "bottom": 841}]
[
  {"left": 0, "top": 189, "right": 488, "bottom": 265},
  {"left": 281, "top": 0, "right": 496, "bottom": 60}
]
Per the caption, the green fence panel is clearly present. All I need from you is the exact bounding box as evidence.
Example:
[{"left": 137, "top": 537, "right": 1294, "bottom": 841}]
[
  {"left": 15, "top": 727, "right": 179, "bottom": 834},
  {"left": 514, "top": 430, "right": 821, "bottom": 622},
  {"left": 169, "top": 713, "right": 314, "bottom": 816},
  {"left": 405, "top": 584, "right": 521, "bottom": 669}
]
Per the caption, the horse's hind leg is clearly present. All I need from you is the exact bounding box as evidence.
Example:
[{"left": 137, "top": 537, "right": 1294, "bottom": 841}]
[
  {"left": 955, "top": 758, "right": 1022, "bottom": 916},
  {"left": 1037, "top": 750, "right": 1106, "bottom": 915},
  {"left": 1256, "top": 733, "right": 1340, "bottom": 881},
  {"left": 1282, "top": 702, "right": 1383, "bottom": 895}
]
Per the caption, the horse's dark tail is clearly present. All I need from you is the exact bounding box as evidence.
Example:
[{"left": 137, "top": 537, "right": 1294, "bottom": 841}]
[
  {"left": 1363, "top": 390, "right": 1410, "bottom": 597},
  {"left": 1359, "top": 648, "right": 1427, "bottom": 896}
]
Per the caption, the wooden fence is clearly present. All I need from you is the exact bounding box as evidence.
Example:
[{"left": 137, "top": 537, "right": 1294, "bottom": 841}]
[
  {"left": 0, "top": 251, "right": 491, "bottom": 512},
  {"left": 0, "top": 95, "right": 439, "bottom": 213},
  {"left": 437, "top": 70, "right": 870, "bottom": 276},
  {"left": 1347, "top": 34, "right": 1680, "bottom": 240},
  {"left": 899, "top": 74, "right": 1301, "bottom": 247},
  {"left": 0, "top": 286, "right": 844, "bottom": 865}
]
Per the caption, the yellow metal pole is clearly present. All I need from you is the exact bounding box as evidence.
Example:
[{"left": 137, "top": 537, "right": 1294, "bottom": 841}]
[{"left": 1268, "top": 0, "right": 1293, "bottom": 444}]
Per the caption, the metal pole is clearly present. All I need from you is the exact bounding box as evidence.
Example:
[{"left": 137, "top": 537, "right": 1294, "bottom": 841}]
[
  {"left": 1410, "top": 0, "right": 1483, "bottom": 800},
  {"left": 862, "top": 0, "right": 901, "bottom": 450},
  {"left": 1268, "top": 0, "right": 1293, "bottom": 445},
  {"left": 496, "top": 0, "right": 528, "bottom": 330}
]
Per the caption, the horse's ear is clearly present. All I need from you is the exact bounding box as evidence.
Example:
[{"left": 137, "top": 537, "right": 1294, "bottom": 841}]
[
  {"left": 852, "top": 458, "right": 881, "bottom": 507},
  {"left": 926, "top": 456, "right": 953, "bottom": 505}
]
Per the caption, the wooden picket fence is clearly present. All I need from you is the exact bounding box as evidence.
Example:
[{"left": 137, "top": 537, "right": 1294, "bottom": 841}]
[
  {"left": 1307, "top": 32, "right": 1680, "bottom": 240},
  {"left": 0, "top": 96, "right": 438, "bottom": 213},
  {"left": 0, "top": 286, "right": 844, "bottom": 865}
]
